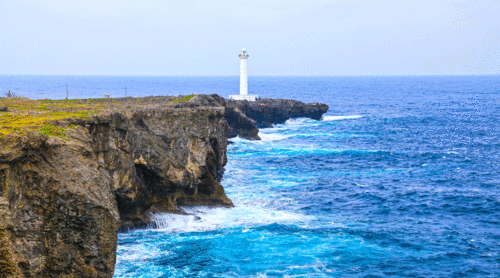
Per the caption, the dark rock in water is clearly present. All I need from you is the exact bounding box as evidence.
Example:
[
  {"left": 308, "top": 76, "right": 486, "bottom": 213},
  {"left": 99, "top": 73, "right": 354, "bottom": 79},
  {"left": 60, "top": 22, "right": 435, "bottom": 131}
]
[
  {"left": 226, "top": 98, "right": 329, "bottom": 129},
  {"left": 174, "top": 94, "right": 329, "bottom": 140},
  {"left": 172, "top": 94, "right": 261, "bottom": 140},
  {"left": 0, "top": 106, "right": 7, "bottom": 112}
]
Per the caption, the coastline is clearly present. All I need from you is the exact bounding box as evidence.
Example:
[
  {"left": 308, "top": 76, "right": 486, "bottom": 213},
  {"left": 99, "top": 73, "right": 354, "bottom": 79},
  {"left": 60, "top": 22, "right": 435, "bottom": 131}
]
[{"left": 0, "top": 94, "right": 328, "bottom": 277}]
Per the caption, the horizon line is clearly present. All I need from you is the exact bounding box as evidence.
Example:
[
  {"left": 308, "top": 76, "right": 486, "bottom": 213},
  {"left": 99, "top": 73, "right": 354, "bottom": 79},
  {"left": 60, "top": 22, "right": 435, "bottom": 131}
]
[{"left": 1, "top": 74, "right": 499, "bottom": 77}]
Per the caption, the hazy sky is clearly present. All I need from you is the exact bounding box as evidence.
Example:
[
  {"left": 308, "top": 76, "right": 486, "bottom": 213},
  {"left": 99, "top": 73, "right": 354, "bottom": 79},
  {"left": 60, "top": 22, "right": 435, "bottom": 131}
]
[{"left": 1, "top": 0, "right": 498, "bottom": 76}]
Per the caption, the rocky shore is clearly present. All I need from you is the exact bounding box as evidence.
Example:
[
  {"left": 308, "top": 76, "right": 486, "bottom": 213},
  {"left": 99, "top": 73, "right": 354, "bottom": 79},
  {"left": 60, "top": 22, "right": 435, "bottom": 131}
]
[{"left": 0, "top": 94, "right": 328, "bottom": 277}]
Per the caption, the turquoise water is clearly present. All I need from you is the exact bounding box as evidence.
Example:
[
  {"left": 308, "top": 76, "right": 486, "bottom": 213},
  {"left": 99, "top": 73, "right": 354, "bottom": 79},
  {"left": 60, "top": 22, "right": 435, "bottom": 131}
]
[{"left": 1, "top": 75, "right": 500, "bottom": 277}]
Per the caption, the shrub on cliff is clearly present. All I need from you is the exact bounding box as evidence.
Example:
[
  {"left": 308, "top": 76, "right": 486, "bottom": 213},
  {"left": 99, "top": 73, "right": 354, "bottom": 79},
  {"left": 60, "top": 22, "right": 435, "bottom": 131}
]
[{"left": 39, "top": 125, "right": 67, "bottom": 137}]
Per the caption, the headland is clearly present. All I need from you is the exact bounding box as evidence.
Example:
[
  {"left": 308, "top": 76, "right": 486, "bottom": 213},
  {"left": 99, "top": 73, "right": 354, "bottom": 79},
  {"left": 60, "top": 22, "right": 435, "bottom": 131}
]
[{"left": 0, "top": 94, "right": 328, "bottom": 277}]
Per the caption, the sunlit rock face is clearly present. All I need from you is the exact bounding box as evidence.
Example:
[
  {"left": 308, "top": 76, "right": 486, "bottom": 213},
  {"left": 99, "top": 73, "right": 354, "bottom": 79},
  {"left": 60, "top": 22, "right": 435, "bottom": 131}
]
[
  {"left": 0, "top": 97, "right": 232, "bottom": 277},
  {"left": 0, "top": 94, "right": 328, "bottom": 277},
  {"left": 0, "top": 132, "right": 120, "bottom": 277},
  {"left": 86, "top": 105, "right": 233, "bottom": 230}
]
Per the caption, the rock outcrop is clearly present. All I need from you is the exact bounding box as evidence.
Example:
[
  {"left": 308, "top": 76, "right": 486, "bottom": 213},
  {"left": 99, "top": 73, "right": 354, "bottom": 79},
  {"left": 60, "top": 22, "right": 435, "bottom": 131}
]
[
  {"left": 82, "top": 106, "right": 233, "bottom": 230},
  {"left": 0, "top": 100, "right": 232, "bottom": 277},
  {"left": 0, "top": 94, "right": 328, "bottom": 277},
  {"left": 226, "top": 98, "right": 328, "bottom": 139},
  {"left": 173, "top": 94, "right": 329, "bottom": 140},
  {"left": 0, "top": 132, "right": 120, "bottom": 277}
]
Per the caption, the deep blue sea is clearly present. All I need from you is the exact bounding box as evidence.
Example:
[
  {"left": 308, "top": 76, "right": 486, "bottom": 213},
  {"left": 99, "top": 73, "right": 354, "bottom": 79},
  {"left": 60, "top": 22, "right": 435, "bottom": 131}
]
[{"left": 2, "top": 75, "right": 500, "bottom": 277}]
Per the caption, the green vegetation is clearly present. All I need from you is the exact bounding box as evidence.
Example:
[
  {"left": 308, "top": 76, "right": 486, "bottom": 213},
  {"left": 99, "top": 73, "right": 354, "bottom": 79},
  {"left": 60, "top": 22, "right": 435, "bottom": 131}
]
[
  {"left": 40, "top": 125, "right": 67, "bottom": 138},
  {"left": 0, "top": 95, "right": 190, "bottom": 137},
  {"left": 174, "top": 94, "right": 195, "bottom": 103},
  {"left": 0, "top": 97, "right": 99, "bottom": 137}
]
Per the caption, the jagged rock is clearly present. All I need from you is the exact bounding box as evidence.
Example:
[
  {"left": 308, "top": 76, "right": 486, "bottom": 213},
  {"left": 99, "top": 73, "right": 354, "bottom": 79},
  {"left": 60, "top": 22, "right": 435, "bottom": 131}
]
[
  {"left": 175, "top": 94, "right": 329, "bottom": 140},
  {"left": 0, "top": 107, "right": 7, "bottom": 112},
  {"left": 81, "top": 106, "right": 233, "bottom": 230},
  {"left": 226, "top": 98, "right": 329, "bottom": 129},
  {"left": 133, "top": 155, "right": 147, "bottom": 165},
  {"left": 0, "top": 104, "right": 233, "bottom": 276},
  {"left": 0, "top": 94, "right": 328, "bottom": 277},
  {"left": 0, "top": 132, "right": 119, "bottom": 277}
]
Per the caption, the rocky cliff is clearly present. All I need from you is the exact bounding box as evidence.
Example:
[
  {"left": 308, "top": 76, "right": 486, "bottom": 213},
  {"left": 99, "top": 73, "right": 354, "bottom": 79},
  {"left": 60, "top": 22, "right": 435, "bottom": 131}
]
[
  {"left": 0, "top": 132, "right": 120, "bottom": 277},
  {"left": 173, "top": 94, "right": 329, "bottom": 140},
  {"left": 0, "top": 94, "right": 328, "bottom": 277},
  {"left": 85, "top": 106, "right": 232, "bottom": 230}
]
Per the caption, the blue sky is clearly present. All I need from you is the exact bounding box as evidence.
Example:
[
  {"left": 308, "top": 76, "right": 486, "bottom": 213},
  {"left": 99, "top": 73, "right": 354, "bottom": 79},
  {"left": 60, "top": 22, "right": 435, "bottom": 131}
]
[{"left": 0, "top": 0, "right": 498, "bottom": 76}]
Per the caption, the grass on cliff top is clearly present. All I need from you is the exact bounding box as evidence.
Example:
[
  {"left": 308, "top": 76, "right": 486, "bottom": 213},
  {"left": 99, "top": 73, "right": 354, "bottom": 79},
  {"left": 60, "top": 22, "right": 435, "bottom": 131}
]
[
  {"left": 0, "top": 95, "right": 197, "bottom": 137},
  {"left": 0, "top": 98, "right": 101, "bottom": 137},
  {"left": 174, "top": 94, "right": 195, "bottom": 103},
  {"left": 39, "top": 125, "right": 70, "bottom": 138}
]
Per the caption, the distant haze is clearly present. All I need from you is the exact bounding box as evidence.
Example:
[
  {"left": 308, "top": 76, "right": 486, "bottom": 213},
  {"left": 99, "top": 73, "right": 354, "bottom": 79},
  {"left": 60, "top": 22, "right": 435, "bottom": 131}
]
[{"left": 0, "top": 0, "right": 498, "bottom": 76}]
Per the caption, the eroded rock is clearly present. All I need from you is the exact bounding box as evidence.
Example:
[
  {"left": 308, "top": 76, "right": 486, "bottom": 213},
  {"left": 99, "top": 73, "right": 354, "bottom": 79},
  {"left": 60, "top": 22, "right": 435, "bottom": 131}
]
[
  {"left": 0, "top": 103, "right": 233, "bottom": 276},
  {"left": 174, "top": 94, "right": 329, "bottom": 140},
  {"left": 0, "top": 94, "right": 328, "bottom": 277},
  {"left": 82, "top": 106, "right": 233, "bottom": 230},
  {"left": 0, "top": 132, "right": 119, "bottom": 277}
]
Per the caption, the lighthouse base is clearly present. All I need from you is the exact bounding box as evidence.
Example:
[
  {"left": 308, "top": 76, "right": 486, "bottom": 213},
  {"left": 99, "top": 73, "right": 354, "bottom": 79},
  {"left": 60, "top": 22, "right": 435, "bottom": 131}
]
[{"left": 229, "top": 94, "right": 259, "bottom": 101}]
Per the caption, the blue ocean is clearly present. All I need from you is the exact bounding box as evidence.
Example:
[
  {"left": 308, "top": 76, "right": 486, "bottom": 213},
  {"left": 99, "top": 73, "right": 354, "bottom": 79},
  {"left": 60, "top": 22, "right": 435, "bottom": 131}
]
[{"left": 1, "top": 75, "right": 500, "bottom": 277}]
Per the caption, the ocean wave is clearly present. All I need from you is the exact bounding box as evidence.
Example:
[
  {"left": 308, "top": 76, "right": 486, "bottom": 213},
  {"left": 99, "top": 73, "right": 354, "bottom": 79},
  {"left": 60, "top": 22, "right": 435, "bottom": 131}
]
[
  {"left": 269, "top": 118, "right": 321, "bottom": 131},
  {"left": 259, "top": 133, "right": 291, "bottom": 142},
  {"left": 227, "top": 135, "right": 250, "bottom": 143},
  {"left": 149, "top": 204, "right": 315, "bottom": 234},
  {"left": 245, "top": 130, "right": 367, "bottom": 143},
  {"left": 285, "top": 117, "right": 315, "bottom": 124},
  {"left": 228, "top": 134, "right": 290, "bottom": 144},
  {"left": 322, "top": 115, "right": 363, "bottom": 121},
  {"left": 291, "top": 132, "right": 367, "bottom": 138},
  {"left": 228, "top": 140, "right": 384, "bottom": 158},
  {"left": 115, "top": 238, "right": 163, "bottom": 265}
]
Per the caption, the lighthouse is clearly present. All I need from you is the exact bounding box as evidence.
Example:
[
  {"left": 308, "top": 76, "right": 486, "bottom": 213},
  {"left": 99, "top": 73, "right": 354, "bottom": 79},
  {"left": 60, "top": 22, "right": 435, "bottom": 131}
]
[{"left": 229, "top": 49, "right": 258, "bottom": 101}]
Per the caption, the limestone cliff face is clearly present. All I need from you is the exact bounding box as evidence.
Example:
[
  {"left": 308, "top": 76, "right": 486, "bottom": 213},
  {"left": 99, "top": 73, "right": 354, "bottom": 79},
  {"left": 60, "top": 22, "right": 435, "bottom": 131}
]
[
  {"left": 0, "top": 132, "right": 119, "bottom": 277},
  {"left": 227, "top": 98, "right": 329, "bottom": 129},
  {"left": 0, "top": 94, "right": 328, "bottom": 277},
  {"left": 171, "top": 94, "right": 261, "bottom": 140},
  {"left": 82, "top": 106, "right": 232, "bottom": 229},
  {"left": 0, "top": 103, "right": 232, "bottom": 277},
  {"left": 174, "top": 95, "right": 329, "bottom": 140}
]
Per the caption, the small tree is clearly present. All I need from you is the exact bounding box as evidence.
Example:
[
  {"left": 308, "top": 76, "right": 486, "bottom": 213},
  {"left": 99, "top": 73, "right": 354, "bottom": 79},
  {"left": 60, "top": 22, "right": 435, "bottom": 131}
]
[{"left": 4, "top": 90, "right": 18, "bottom": 98}]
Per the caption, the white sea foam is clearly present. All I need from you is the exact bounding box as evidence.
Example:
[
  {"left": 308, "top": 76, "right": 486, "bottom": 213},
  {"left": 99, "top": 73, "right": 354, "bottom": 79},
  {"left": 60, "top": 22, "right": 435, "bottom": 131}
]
[
  {"left": 354, "top": 182, "right": 369, "bottom": 187},
  {"left": 259, "top": 133, "right": 291, "bottom": 142},
  {"left": 150, "top": 203, "right": 314, "bottom": 233},
  {"left": 285, "top": 117, "right": 312, "bottom": 124},
  {"left": 292, "top": 132, "right": 366, "bottom": 138},
  {"left": 322, "top": 115, "right": 363, "bottom": 121},
  {"left": 269, "top": 118, "right": 320, "bottom": 131},
  {"left": 228, "top": 135, "right": 248, "bottom": 143},
  {"left": 115, "top": 240, "right": 163, "bottom": 264}
]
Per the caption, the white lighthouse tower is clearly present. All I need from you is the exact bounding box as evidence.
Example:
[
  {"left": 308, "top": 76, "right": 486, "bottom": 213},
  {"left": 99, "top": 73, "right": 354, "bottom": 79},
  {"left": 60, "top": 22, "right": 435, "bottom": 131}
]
[{"left": 229, "top": 49, "right": 258, "bottom": 101}]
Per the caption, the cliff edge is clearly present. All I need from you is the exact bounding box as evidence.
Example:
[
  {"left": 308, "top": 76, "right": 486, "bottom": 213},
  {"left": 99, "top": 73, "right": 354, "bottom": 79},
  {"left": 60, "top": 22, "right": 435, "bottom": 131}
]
[
  {"left": 0, "top": 94, "right": 328, "bottom": 277},
  {"left": 173, "top": 94, "right": 329, "bottom": 140}
]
